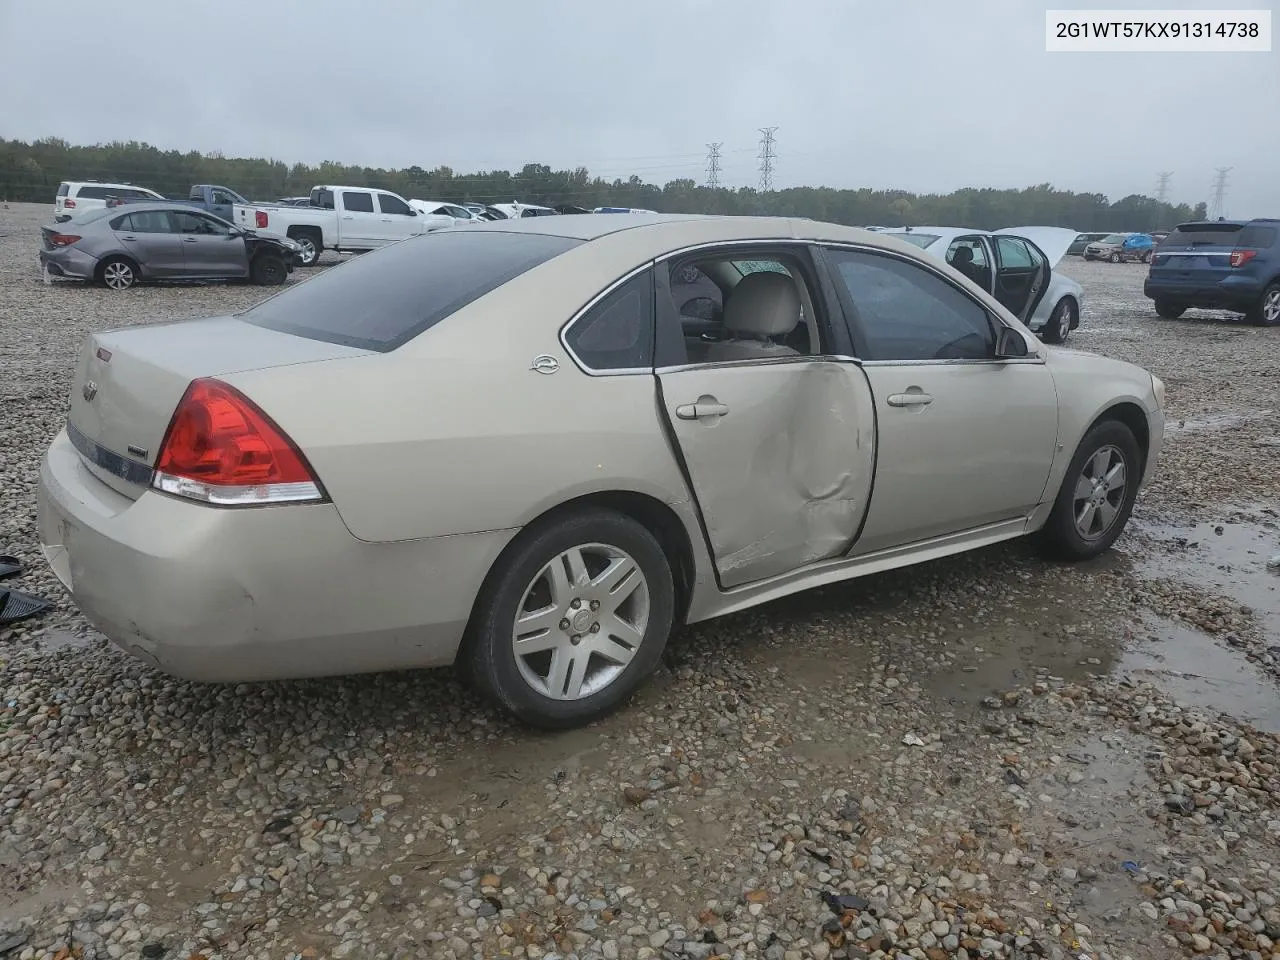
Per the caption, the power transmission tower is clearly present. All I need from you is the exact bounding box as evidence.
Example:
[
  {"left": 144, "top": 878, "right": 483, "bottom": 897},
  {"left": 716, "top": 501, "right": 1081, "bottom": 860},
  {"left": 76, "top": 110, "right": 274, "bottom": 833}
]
[
  {"left": 705, "top": 142, "right": 723, "bottom": 189},
  {"left": 1210, "top": 167, "right": 1231, "bottom": 219},
  {"left": 1155, "top": 171, "right": 1173, "bottom": 204},
  {"left": 757, "top": 127, "right": 778, "bottom": 192}
]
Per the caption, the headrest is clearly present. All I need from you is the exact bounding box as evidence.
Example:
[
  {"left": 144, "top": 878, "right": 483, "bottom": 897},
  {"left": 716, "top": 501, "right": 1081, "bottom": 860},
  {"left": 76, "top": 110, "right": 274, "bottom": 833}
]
[
  {"left": 951, "top": 246, "right": 974, "bottom": 265},
  {"left": 723, "top": 270, "right": 801, "bottom": 337}
]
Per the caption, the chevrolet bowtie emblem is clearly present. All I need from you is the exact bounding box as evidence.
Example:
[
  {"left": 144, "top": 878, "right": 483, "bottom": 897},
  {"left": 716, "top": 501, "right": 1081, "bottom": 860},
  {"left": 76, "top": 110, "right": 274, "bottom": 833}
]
[{"left": 82, "top": 380, "right": 98, "bottom": 402}]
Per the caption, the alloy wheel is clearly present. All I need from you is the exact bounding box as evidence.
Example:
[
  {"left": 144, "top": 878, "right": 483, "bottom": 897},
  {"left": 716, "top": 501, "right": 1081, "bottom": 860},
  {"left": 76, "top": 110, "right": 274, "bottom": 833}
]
[
  {"left": 511, "top": 542, "right": 650, "bottom": 700},
  {"left": 1072, "top": 445, "right": 1127, "bottom": 541},
  {"left": 103, "top": 262, "right": 135, "bottom": 290},
  {"left": 1264, "top": 289, "right": 1280, "bottom": 325}
]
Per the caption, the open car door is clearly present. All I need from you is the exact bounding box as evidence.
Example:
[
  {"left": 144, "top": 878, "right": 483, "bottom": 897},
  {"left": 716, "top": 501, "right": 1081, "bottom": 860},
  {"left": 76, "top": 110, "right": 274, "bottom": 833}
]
[
  {"left": 990, "top": 234, "right": 1050, "bottom": 323},
  {"left": 993, "top": 226, "right": 1077, "bottom": 269}
]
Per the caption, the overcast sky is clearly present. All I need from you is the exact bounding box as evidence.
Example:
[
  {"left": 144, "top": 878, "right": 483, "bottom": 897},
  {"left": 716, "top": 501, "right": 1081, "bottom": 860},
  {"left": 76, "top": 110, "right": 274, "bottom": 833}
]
[{"left": 2, "top": 0, "right": 1277, "bottom": 216}]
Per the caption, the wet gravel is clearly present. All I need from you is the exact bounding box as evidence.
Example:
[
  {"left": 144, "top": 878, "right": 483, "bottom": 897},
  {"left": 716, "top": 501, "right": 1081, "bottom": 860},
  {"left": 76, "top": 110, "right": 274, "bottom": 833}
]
[{"left": 2, "top": 201, "right": 1279, "bottom": 960}]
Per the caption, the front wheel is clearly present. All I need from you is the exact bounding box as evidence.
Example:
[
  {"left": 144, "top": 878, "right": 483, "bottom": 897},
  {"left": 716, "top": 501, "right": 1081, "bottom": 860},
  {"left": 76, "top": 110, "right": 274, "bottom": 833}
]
[
  {"left": 1040, "top": 297, "right": 1076, "bottom": 344},
  {"left": 1037, "top": 420, "right": 1141, "bottom": 561},
  {"left": 1109, "top": 252, "right": 1121, "bottom": 264},
  {"left": 250, "top": 255, "right": 288, "bottom": 286},
  {"left": 464, "top": 509, "right": 675, "bottom": 729},
  {"left": 1247, "top": 283, "right": 1280, "bottom": 327}
]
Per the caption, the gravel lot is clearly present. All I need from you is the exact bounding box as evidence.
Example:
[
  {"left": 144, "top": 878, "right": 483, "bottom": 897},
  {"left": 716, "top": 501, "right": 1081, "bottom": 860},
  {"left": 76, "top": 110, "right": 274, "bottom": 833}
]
[{"left": 2, "top": 201, "right": 1279, "bottom": 960}]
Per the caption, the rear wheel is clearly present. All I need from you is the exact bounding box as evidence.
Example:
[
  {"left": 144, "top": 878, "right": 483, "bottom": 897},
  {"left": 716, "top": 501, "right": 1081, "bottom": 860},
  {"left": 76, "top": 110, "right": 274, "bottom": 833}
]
[
  {"left": 1247, "top": 283, "right": 1280, "bottom": 327},
  {"left": 1040, "top": 297, "right": 1076, "bottom": 344},
  {"left": 464, "top": 508, "right": 675, "bottom": 729},
  {"left": 1154, "top": 299, "right": 1186, "bottom": 320},
  {"left": 1141, "top": 250, "right": 1152, "bottom": 263},
  {"left": 97, "top": 257, "right": 138, "bottom": 291},
  {"left": 1037, "top": 420, "right": 1141, "bottom": 561},
  {"left": 288, "top": 228, "right": 321, "bottom": 267},
  {"left": 250, "top": 254, "right": 287, "bottom": 286}
]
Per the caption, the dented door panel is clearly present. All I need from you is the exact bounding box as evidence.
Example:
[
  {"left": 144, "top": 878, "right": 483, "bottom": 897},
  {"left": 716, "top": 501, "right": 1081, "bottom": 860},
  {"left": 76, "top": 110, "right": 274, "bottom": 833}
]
[{"left": 657, "top": 359, "right": 876, "bottom": 589}]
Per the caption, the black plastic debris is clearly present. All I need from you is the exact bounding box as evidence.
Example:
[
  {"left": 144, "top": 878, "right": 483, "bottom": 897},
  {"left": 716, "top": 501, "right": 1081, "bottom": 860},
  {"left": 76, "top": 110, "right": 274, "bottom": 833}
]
[
  {"left": 821, "top": 891, "right": 871, "bottom": 914},
  {"left": 0, "top": 589, "right": 50, "bottom": 626},
  {"left": 0, "top": 555, "right": 22, "bottom": 582}
]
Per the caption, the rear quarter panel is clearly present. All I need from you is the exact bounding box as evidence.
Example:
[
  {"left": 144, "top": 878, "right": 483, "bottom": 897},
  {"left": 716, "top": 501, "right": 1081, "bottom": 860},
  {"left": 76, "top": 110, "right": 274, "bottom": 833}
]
[{"left": 221, "top": 236, "right": 708, "bottom": 544}]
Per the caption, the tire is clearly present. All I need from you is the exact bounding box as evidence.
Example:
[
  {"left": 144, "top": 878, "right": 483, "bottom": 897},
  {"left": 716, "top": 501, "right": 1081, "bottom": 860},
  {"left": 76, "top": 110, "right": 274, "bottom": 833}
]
[
  {"left": 1154, "top": 299, "right": 1185, "bottom": 320},
  {"left": 1141, "top": 250, "right": 1152, "bottom": 263},
  {"left": 464, "top": 508, "right": 675, "bottom": 729},
  {"left": 1037, "top": 420, "right": 1142, "bottom": 561},
  {"left": 97, "top": 256, "right": 138, "bottom": 291},
  {"left": 288, "top": 228, "right": 322, "bottom": 267},
  {"left": 1109, "top": 252, "right": 1121, "bottom": 264},
  {"left": 1040, "top": 297, "right": 1076, "bottom": 345},
  {"left": 1246, "top": 282, "right": 1280, "bottom": 327},
  {"left": 250, "top": 254, "right": 288, "bottom": 286}
]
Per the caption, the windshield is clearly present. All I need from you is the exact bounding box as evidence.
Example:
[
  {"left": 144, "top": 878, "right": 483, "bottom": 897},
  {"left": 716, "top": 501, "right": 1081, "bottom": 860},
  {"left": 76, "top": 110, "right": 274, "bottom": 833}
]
[
  {"left": 884, "top": 232, "right": 939, "bottom": 249},
  {"left": 1100, "top": 234, "right": 1128, "bottom": 244},
  {"left": 240, "top": 230, "right": 582, "bottom": 352}
]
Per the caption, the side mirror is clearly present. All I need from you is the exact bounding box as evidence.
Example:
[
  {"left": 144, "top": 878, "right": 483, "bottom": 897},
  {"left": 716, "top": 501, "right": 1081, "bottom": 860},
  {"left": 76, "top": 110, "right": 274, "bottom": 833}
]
[{"left": 995, "top": 326, "right": 1030, "bottom": 359}]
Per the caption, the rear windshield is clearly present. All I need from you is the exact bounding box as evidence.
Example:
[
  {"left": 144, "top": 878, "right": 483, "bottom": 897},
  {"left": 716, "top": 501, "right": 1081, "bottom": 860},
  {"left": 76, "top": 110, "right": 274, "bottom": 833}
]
[
  {"left": 1160, "top": 223, "right": 1246, "bottom": 248},
  {"left": 240, "top": 230, "right": 583, "bottom": 352},
  {"left": 885, "top": 232, "right": 939, "bottom": 249}
]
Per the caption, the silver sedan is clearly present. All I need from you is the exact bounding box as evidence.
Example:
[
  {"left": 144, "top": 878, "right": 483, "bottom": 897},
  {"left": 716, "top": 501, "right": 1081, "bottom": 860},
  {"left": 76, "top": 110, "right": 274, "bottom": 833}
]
[
  {"left": 37, "top": 214, "right": 1165, "bottom": 728},
  {"left": 38, "top": 203, "right": 297, "bottom": 290}
]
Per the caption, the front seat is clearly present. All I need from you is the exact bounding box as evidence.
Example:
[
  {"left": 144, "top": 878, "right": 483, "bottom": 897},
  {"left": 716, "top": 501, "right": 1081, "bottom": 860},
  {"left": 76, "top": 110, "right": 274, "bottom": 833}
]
[{"left": 704, "top": 271, "right": 803, "bottom": 362}]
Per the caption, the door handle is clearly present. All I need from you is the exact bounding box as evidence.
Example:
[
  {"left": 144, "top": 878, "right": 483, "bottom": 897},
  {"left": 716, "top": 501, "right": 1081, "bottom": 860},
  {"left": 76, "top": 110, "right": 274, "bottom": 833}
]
[
  {"left": 675, "top": 398, "right": 730, "bottom": 420},
  {"left": 182, "top": 237, "right": 198, "bottom": 243},
  {"left": 121, "top": 237, "right": 137, "bottom": 242},
  {"left": 342, "top": 215, "right": 354, "bottom": 220},
  {"left": 887, "top": 392, "right": 933, "bottom": 407}
]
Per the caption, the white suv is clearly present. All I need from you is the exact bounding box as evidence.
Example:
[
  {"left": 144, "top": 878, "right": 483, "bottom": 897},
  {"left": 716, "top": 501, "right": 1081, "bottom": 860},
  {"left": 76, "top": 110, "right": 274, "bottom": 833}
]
[{"left": 54, "top": 181, "right": 165, "bottom": 221}]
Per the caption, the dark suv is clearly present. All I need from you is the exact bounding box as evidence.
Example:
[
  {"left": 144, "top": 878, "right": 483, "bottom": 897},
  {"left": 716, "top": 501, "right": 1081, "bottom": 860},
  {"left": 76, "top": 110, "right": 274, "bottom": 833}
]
[{"left": 1145, "top": 219, "right": 1280, "bottom": 325}]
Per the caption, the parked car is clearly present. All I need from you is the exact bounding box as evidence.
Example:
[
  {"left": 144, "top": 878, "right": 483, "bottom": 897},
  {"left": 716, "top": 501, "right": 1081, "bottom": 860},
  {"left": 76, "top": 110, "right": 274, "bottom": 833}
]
[
  {"left": 1145, "top": 218, "right": 1280, "bottom": 325},
  {"left": 408, "top": 199, "right": 479, "bottom": 224},
  {"left": 54, "top": 181, "right": 165, "bottom": 222},
  {"left": 490, "top": 202, "right": 558, "bottom": 218},
  {"left": 1149, "top": 231, "right": 1169, "bottom": 245},
  {"left": 108, "top": 184, "right": 254, "bottom": 224},
  {"left": 882, "top": 226, "right": 1084, "bottom": 344},
  {"left": 38, "top": 203, "right": 296, "bottom": 291},
  {"left": 248, "top": 185, "right": 436, "bottom": 267},
  {"left": 1083, "top": 233, "right": 1155, "bottom": 263},
  {"left": 1067, "top": 232, "right": 1110, "bottom": 256},
  {"left": 555, "top": 204, "right": 594, "bottom": 215},
  {"left": 594, "top": 207, "right": 658, "bottom": 214},
  {"left": 36, "top": 215, "right": 1164, "bottom": 729}
]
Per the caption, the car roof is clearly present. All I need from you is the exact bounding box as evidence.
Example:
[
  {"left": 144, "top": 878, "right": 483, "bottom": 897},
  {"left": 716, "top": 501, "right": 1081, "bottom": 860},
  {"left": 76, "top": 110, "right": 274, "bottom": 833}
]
[
  {"left": 100, "top": 201, "right": 232, "bottom": 219},
  {"left": 1174, "top": 218, "right": 1278, "bottom": 228}
]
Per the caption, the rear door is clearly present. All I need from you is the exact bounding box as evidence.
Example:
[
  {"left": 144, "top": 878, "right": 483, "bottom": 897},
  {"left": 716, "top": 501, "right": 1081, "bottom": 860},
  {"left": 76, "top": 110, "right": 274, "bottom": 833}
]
[
  {"left": 1150, "top": 222, "right": 1245, "bottom": 287},
  {"left": 336, "top": 189, "right": 379, "bottom": 246},
  {"left": 171, "top": 210, "right": 249, "bottom": 278},
  {"left": 110, "top": 210, "right": 185, "bottom": 277},
  {"left": 651, "top": 244, "right": 877, "bottom": 589},
  {"left": 991, "top": 235, "right": 1049, "bottom": 322}
]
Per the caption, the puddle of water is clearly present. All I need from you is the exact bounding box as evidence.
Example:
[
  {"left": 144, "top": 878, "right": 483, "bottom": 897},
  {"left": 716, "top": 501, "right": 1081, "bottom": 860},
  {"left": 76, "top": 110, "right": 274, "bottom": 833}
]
[
  {"left": 1163, "top": 410, "right": 1267, "bottom": 436},
  {"left": 1128, "top": 514, "right": 1280, "bottom": 630},
  {"left": 32, "top": 628, "right": 94, "bottom": 653},
  {"left": 1119, "top": 618, "right": 1280, "bottom": 735}
]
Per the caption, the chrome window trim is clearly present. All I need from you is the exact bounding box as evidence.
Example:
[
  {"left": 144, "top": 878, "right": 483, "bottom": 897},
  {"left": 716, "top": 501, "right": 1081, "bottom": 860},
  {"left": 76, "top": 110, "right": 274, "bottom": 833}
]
[
  {"left": 655, "top": 353, "right": 860, "bottom": 376},
  {"left": 557, "top": 261, "right": 657, "bottom": 377}
]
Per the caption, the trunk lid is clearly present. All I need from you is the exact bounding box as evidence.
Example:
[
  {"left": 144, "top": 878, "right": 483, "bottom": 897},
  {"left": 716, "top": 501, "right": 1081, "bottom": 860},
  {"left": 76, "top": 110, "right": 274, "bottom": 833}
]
[
  {"left": 1149, "top": 222, "right": 1244, "bottom": 284},
  {"left": 67, "top": 316, "right": 370, "bottom": 499}
]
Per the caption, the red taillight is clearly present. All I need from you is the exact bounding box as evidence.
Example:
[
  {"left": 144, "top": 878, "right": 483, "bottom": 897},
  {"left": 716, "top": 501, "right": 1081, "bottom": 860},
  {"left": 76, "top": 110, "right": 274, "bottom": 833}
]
[
  {"left": 49, "top": 233, "right": 81, "bottom": 246},
  {"left": 255, "top": 210, "right": 268, "bottom": 229},
  {"left": 1230, "top": 250, "right": 1257, "bottom": 268},
  {"left": 151, "top": 378, "right": 323, "bottom": 505},
  {"left": 64, "top": 198, "right": 76, "bottom": 208}
]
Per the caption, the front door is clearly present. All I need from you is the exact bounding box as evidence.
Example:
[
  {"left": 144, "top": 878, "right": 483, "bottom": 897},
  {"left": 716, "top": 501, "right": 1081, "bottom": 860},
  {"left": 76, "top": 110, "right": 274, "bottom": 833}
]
[
  {"left": 109, "top": 209, "right": 185, "bottom": 278},
  {"left": 991, "top": 235, "right": 1049, "bottom": 322},
  {"left": 374, "top": 192, "right": 421, "bottom": 243},
  {"left": 653, "top": 246, "right": 877, "bottom": 588},
  {"left": 172, "top": 210, "right": 248, "bottom": 278},
  {"left": 822, "top": 245, "right": 1059, "bottom": 553}
]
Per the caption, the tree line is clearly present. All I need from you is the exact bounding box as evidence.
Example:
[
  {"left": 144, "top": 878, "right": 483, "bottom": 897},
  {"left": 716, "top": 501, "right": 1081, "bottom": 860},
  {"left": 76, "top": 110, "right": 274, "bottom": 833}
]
[{"left": 0, "top": 136, "right": 1208, "bottom": 231}]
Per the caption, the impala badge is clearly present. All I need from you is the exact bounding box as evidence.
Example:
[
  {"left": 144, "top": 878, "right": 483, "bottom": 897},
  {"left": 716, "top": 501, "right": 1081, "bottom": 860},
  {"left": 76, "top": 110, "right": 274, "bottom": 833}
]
[
  {"left": 530, "top": 354, "right": 559, "bottom": 375},
  {"left": 82, "top": 380, "right": 98, "bottom": 402}
]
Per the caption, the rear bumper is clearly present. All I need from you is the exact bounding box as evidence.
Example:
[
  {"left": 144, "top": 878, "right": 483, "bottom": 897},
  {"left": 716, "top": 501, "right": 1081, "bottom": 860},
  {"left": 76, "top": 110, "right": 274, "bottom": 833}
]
[
  {"left": 1144, "top": 277, "right": 1265, "bottom": 312},
  {"left": 38, "top": 429, "right": 517, "bottom": 682},
  {"left": 39, "top": 247, "right": 98, "bottom": 280}
]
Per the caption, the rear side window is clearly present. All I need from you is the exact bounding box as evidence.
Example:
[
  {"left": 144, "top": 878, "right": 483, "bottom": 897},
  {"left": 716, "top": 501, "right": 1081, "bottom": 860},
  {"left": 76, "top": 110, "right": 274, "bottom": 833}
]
[
  {"left": 76, "top": 186, "right": 108, "bottom": 200},
  {"left": 564, "top": 271, "right": 654, "bottom": 371},
  {"left": 114, "top": 210, "right": 173, "bottom": 233},
  {"left": 342, "top": 191, "right": 375, "bottom": 213},
  {"left": 1240, "top": 225, "right": 1277, "bottom": 249},
  {"left": 312, "top": 188, "right": 335, "bottom": 209},
  {"left": 240, "top": 230, "right": 583, "bottom": 352},
  {"left": 1161, "top": 224, "right": 1245, "bottom": 248},
  {"left": 56, "top": 183, "right": 70, "bottom": 197}
]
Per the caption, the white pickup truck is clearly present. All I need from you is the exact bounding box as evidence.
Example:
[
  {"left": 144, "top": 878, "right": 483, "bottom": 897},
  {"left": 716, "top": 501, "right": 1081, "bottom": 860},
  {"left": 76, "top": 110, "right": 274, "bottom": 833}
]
[{"left": 244, "top": 185, "right": 451, "bottom": 266}]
